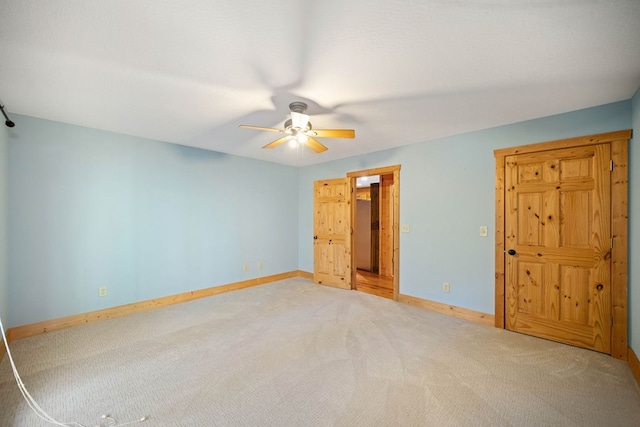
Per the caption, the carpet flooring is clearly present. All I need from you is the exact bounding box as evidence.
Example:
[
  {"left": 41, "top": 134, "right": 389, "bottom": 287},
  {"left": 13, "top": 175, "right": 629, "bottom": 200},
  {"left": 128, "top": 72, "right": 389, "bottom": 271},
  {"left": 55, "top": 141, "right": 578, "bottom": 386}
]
[{"left": 1, "top": 278, "right": 640, "bottom": 426}]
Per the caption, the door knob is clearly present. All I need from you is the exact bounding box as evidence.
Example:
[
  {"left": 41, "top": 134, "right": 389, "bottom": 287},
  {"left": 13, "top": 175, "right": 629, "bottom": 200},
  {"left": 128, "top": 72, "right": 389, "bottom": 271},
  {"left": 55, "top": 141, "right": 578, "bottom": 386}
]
[
  {"left": 313, "top": 235, "right": 318, "bottom": 240},
  {"left": 508, "top": 249, "right": 516, "bottom": 256}
]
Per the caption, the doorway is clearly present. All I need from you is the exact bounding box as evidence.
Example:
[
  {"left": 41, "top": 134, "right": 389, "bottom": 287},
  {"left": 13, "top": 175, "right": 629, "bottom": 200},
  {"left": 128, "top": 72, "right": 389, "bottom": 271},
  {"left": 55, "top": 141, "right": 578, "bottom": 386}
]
[
  {"left": 494, "top": 130, "right": 630, "bottom": 360},
  {"left": 348, "top": 165, "right": 400, "bottom": 300},
  {"left": 354, "top": 175, "right": 394, "bottom": 299}
]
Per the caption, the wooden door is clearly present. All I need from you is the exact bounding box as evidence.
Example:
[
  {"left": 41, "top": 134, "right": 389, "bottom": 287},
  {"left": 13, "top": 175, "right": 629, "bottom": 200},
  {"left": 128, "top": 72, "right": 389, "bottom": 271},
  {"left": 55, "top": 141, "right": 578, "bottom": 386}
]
[
  {"left": 505, "top": 144, "right": 611, "bottom": 353},
  {"left": 313, "top": 178, "right": 352, "bottom": 290}
]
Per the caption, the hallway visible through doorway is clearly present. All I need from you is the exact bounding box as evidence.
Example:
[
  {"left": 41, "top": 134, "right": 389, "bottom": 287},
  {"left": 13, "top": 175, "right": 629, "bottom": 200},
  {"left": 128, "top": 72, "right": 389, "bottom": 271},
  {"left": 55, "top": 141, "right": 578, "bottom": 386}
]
[
  {"left": 355, "top": 269, "right": 393, "bottom": 299},
  {"left": 353, "top": 173, "right": 394, "bottom": 300}
]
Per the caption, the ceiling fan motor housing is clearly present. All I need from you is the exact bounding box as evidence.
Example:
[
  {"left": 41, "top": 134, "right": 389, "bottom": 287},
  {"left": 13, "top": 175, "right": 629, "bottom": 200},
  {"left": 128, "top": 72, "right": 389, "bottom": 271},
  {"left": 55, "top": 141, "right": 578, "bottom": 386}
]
[{"left": 289, "top": 102, "right": 308, "bottom": 114}]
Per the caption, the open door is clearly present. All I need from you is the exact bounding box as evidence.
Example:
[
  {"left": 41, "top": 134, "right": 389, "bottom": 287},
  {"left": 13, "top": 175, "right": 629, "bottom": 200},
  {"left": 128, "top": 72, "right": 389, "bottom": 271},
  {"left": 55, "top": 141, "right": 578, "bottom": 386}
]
[{"left": 313, "top": 178, "right": 352, "bottom": 290}]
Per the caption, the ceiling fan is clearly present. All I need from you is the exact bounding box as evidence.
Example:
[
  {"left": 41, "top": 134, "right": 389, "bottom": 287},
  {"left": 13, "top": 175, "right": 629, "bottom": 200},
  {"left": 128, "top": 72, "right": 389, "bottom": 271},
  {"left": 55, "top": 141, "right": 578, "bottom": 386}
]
[{"left": 239, "top": 102, "right": 355, "bottom": 153}]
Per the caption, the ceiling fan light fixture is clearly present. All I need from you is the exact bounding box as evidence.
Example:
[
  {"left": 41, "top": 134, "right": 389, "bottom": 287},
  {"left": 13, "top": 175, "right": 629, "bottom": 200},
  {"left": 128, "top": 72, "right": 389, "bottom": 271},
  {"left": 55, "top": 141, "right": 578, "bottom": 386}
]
[
  {"left": 291, "top": 111, "right": 310, "bottom": 129},
  {"left": 296, "top": 132, "right": 309, "bottom": 144}
]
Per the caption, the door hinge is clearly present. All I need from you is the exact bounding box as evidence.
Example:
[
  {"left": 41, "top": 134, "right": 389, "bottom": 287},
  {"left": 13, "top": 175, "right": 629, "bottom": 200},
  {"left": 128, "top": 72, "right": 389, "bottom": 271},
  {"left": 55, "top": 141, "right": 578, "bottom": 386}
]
[{"left": 610, "top": 160, "right": 614, "bottom": 171}]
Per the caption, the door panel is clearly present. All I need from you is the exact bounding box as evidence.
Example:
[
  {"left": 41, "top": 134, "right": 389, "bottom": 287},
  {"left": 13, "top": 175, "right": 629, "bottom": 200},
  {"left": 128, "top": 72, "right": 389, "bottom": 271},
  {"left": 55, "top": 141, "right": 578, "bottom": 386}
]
[
  {"left": 313, "top": 178, "right": 351, "bottom": 290},
  {"left": 505, "top": 144, "right": 611, "bottom": 353}
]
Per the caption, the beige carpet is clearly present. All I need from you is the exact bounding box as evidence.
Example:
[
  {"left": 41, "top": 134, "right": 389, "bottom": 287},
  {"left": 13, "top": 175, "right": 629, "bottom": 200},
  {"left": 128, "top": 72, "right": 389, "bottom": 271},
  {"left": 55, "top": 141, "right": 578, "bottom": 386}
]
[{"left": 1, "top": 278, "right": 640, "bottom": 426}]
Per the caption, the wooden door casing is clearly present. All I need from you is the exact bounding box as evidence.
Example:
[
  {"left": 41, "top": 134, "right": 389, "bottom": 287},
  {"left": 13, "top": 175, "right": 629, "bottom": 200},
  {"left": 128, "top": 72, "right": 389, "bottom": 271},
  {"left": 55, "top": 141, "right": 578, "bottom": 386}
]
[
  {"left": 379, "top": 174, "right": 394, "bottom": 277},
  {"left": 495, "top": 130, "right": 630, "bottom": 360}
]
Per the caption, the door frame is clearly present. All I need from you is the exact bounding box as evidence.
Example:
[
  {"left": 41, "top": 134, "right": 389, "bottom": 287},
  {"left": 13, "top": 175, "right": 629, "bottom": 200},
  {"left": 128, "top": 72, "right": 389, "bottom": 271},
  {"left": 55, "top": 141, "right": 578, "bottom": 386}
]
[
  {"left": 494, "top": 130, "right": 631, "bottom": 360},
  {"left": 347, "top": 165, "right": 401, "bottom": 300}
]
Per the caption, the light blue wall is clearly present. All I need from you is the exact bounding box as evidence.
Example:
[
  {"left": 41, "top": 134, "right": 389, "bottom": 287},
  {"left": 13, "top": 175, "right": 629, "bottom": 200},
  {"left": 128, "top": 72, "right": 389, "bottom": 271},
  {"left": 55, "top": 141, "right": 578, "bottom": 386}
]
[
  {"left": 631, "top": 88, "right": 640, "bottom": 355},
  {"left": 299, "top": 101, "right": 632, "bottom": 315},
  {"left": 6, "top": 99, "right": 637, "bottom": 341},
  {"left": 0, "top": 123, "right": 8, "bottom": 327},
  {"left": 7, "top": 115, "right": 299, "bottom": 327}
]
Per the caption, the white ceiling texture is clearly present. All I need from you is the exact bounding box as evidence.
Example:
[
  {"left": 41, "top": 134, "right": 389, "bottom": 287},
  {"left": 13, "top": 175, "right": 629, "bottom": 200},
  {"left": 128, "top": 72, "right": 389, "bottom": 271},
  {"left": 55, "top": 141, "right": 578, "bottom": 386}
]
[{"left": 1, "top": 0, "right": 639, "bottom": 166}]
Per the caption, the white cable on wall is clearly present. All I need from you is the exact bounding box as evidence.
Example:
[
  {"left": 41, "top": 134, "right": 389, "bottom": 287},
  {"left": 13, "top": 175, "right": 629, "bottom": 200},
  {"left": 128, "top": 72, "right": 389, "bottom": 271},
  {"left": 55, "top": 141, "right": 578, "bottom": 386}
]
[{"left": 0, "top": 315, "right": 149, "bottom": 427}]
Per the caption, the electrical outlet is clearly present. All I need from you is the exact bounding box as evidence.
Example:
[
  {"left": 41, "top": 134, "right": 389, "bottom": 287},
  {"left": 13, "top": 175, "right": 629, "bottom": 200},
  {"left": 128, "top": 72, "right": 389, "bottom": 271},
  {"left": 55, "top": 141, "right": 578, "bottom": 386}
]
[
  {"left": 442, "top": 282, "right": 450, "bottom": 293},
  {"left": 479, "top": 226, "right": 488, "bottom": 237},
  {"left": 243, "top": 264, "right": 249, "bottom": 272},
  {"left": 258, "top": 262, "right": 263, "bottom": 270},
  {"left": 98, "top": 286, "right": 108, "bottom": 297},
  {"left": 401, "top": 224, "right": 410, "bottom": 233}
]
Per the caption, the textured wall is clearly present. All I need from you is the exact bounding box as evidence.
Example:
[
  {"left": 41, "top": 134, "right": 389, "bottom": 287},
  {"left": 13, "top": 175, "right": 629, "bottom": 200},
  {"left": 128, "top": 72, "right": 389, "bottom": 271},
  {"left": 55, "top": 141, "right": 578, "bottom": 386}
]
[
  {"left": 7, "top": 116, "right": 299, "bottom": 327},
  {"left": 298, "top": 101, "right": 632, "bottom": 315}
]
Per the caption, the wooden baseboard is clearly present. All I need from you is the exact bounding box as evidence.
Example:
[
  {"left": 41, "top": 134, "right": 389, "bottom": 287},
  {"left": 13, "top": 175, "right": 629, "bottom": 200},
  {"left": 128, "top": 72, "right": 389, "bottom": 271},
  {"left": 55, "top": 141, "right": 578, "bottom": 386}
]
[
  {"left": 4, "top": 270, "right": 312, "bottom": 344},
  {"left": 297, "top": 270, "right": 313, "bottom": 280},
  {"left": 397, "top": 293, "right": 495, "bottom": 327},
  {"left": 628, "top": 347, "right": 640, "bottom": 386}
]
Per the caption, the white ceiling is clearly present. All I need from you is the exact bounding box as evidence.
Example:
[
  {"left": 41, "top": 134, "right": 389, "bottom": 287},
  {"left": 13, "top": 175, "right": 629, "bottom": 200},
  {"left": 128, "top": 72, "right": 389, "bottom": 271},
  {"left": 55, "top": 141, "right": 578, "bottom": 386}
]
[{"left": 1, "top": 0, "right": 639, "bottom": 167}]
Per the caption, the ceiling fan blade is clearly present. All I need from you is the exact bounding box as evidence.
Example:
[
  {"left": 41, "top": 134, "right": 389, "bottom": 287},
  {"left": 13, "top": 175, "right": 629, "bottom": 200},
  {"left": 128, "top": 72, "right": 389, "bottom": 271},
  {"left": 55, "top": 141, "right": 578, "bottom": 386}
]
[
  {"left": 310, "top": 129, "right": 355, "bottom": 139},
  {"left": 305, "top": 137, "right": 328, "bottom": 153},
  {"left": 239, "top": 125, "right": 285, "bottom": 133},
  {"left": 262, "top": 136, "right": 291, "bottom": 149}
]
